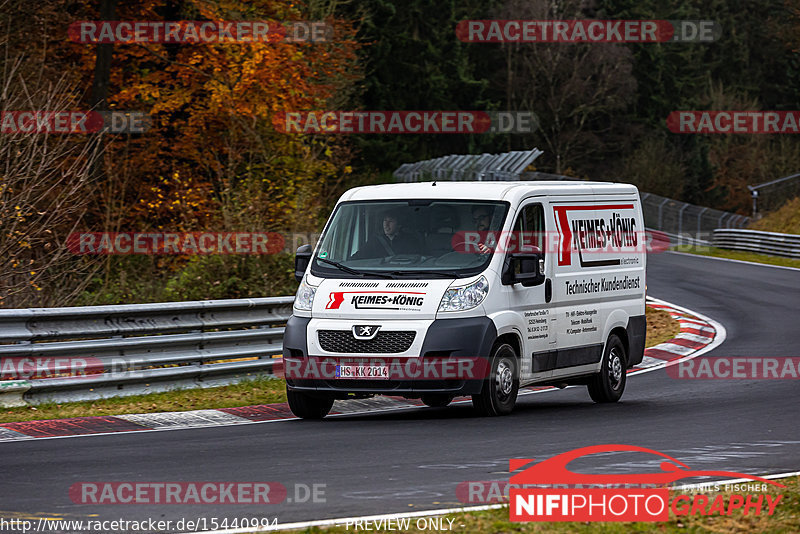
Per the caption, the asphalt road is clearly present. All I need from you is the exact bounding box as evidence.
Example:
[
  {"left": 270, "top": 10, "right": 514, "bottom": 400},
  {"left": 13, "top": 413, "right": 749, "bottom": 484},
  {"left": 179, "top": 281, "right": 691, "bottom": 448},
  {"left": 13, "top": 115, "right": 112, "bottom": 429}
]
[{"left": 1, "top": 251, "right": 799, "bottom": 530}]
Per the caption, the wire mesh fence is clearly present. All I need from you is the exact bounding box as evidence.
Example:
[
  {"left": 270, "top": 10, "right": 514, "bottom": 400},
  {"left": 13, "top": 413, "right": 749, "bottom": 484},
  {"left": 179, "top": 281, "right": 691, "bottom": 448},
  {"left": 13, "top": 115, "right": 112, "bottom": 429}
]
[
  {"left": 639, "top": 192, "right": 749, "bottom": 235},
  {"left": 393, "top": 151, "right": 750, "bottom": 237},
  {"left": 518, "top": 174, "right": 750, "bottom": 235},
  {"left": 749, "top": 172, "right": 800, "bottom": 218}
]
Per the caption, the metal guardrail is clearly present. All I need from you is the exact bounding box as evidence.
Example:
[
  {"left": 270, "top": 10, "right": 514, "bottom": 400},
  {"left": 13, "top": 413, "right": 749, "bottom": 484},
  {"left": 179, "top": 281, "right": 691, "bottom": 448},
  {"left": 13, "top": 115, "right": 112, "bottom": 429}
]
[
  {"left": 647, "top": 228, "right": 712, "bottom": 248},
  {"left": 0, "top": 297, "right": 294, "bottom": 405},
  {"left": 713, "top": 229, "right": 800, "bottom": 259}
]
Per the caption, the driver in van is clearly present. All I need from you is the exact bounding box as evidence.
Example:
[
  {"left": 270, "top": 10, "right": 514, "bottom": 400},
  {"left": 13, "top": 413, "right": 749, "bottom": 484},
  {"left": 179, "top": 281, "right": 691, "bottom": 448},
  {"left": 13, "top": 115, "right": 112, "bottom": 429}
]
[{"left": 353, "top": 208, "right": 417, "bottom": 259}]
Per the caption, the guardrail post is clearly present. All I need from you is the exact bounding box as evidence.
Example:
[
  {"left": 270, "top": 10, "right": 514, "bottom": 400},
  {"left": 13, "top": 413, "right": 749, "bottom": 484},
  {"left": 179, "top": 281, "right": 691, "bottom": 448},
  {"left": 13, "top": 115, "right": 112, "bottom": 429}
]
[
  {"left": 0, "top": 380, "right": 31, "bottom": 407},
  {"left": 697, "top": 207, "right": 708, "bottom": 234},
  {"left": 677, "top": 203, "right": 689, "bottom": 241},
  {"left": 657, "top": 198, "right": 669, "bottom": 229}
]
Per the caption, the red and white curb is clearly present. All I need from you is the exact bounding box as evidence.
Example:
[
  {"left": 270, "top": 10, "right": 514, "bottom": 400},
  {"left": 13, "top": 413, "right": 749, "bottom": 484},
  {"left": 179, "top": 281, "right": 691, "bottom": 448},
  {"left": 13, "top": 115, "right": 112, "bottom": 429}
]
[
  {"left": 0, "top": 297, "right": 724, "bottom": 442},
  {"left": 630, "top": 296, "right": 725, "bottom": 375}
]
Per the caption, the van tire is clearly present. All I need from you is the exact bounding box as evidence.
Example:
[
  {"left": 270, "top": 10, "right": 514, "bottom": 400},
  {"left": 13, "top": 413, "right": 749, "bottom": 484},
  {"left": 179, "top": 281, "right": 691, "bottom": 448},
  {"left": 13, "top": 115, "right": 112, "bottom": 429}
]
[
  {"left": 421, "top": 394, "right": 454, "bottom": 408},
  {"left": 588, "top": 334, "right": 627, "bottom": 403},
  {"left": 472, "top": 343, "right": 519, "bottom": 416},
  {"left": 287, "top": 388, "right": 334, "bottom": 419}
]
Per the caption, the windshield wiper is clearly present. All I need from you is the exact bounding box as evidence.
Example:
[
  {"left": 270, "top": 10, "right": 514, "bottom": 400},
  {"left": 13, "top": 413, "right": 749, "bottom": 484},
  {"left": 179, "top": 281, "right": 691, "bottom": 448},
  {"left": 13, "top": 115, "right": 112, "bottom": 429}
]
[
  {"left": 387, "top": 270, "right": 460, "bottom": 278},
  {"left": 316, "top": 258, "right": 460, "bottom": 279},
  {"left": 316, "top": 258, "right": 392, "bottom": 278}
]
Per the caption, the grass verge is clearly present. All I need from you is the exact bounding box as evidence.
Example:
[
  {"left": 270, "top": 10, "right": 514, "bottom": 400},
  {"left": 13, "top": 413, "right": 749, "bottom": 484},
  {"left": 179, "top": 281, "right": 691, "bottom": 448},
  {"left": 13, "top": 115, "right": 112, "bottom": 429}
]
[
  {"left": 0, "top": 305, "right": 681, "bottom": 424},
  {"left": 291, "top": 475, "right": 799, "bottom": 533},
  {"left": 0, "top": 376, "right": 286, "bottom": 424},
  {"left": 749, "top": 197, "right": 800, "bottom": 235},
  {"left": 645, "top": 306, "right": 680, "bottom": 347},
  {"left": 674, "top": 245, "right": 800, "bottom": 269}
]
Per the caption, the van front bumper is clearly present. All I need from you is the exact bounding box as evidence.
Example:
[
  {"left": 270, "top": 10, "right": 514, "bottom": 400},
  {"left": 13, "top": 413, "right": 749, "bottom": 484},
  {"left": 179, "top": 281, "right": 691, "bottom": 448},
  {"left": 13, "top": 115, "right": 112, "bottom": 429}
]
[{"left": 283, "top": 315, "right": 498, "bottom": 398}]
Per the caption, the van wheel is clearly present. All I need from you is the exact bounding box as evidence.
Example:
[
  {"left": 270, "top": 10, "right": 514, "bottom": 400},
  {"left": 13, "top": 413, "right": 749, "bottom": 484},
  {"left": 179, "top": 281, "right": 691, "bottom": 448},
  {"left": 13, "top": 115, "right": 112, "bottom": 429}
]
[
  {"left": 287, "top": 388, "right": 334, "bottom": 419},
  {"left": 421, "top": 394, "right": 454, "bottom": 408},
  {"left": 587, "top": 334, "right": 627, "bottom": 403},
  {"left": 472, "top": 343, "right": 519, "bottom": 416}
]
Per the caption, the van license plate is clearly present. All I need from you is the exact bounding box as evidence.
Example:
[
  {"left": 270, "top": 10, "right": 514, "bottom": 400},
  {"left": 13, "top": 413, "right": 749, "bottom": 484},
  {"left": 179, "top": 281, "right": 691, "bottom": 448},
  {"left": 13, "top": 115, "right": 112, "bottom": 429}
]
[{"left": 336, "top": 365, "right": 389, "bottom": 379}]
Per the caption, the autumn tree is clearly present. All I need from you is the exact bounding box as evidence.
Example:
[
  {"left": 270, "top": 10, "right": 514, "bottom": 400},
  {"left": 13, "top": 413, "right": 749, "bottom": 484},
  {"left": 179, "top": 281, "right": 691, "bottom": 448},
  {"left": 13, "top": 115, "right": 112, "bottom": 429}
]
[
  {"left": 66, "top": 0, "right": 361, "bottom": 234},
  {"left": 492, "top": 0, "right": 637, "bottom": 174},
  {"left": 1, "top": 0, "right": 361, "bottom": 305},
  {"left": 0, "top": 59, "right": 103, "bottom": 306}
]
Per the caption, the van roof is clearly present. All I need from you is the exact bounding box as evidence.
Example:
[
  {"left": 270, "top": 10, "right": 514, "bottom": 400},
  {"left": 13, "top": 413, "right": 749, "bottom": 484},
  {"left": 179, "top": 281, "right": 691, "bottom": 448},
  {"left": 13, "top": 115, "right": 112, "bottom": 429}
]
[{"left": 340, "top": 181, "right": 639, "bottom": 204}]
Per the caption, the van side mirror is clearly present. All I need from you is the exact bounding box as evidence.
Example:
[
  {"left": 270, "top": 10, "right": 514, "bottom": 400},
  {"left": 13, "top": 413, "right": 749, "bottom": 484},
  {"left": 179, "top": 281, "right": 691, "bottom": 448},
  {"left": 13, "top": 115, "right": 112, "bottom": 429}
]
[
  {"left": 294, "top": 244, "right": 312, "bottom": 282},
  {"left": 501, "top": 248, "right": 545, "bottom": 287}
]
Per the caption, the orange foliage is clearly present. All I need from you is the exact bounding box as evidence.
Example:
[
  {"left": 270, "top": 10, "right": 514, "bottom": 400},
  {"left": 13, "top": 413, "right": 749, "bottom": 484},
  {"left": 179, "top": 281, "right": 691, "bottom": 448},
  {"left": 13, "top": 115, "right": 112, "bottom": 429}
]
[{"left": 63, "top": 0, "right": 359, "bottom": 231}]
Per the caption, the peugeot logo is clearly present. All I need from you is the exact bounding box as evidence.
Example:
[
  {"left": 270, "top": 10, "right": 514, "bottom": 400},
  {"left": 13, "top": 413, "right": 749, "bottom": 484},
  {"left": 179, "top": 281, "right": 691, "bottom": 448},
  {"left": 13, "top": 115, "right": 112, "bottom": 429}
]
[{"left": 352, "top": 325, "right": 381, "bottom": 340}]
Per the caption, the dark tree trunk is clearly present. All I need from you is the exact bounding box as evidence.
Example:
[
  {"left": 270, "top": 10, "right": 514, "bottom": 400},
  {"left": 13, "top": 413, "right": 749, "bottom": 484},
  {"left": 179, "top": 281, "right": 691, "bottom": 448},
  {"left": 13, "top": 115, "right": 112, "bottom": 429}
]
[{"left": 89, "top": 0, "right": 117, "bottom": 184}]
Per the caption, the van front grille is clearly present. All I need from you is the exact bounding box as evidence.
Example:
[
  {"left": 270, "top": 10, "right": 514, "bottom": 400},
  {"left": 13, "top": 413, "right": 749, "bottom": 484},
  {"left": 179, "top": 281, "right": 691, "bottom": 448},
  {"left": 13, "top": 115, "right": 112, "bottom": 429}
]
[{"left": 317, "top": 330, "right": 416, "bottom": 354}]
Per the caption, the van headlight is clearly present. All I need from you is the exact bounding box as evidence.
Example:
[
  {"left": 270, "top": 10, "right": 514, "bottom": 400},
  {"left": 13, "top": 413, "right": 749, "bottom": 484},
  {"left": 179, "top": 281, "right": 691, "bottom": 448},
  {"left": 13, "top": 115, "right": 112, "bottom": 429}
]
[
  {"left": 294, "top": 279, "right": 317, "bottom": 311},
  {"left": 438, "top": 276, "right": 489, "bottom": 312}
]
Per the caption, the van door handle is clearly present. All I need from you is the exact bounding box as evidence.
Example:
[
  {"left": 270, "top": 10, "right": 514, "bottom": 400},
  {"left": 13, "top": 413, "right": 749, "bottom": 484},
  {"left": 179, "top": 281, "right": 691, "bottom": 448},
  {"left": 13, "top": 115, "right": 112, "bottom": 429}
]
[{"left": 545, "top": 278, "right": 552, "bottom": 303}]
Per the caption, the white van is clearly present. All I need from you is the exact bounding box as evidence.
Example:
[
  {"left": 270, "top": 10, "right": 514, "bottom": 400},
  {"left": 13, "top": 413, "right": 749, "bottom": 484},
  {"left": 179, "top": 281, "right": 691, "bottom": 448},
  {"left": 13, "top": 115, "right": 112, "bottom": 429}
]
[{"left": 283, "top": 181, "right": 646, "bottom": 418}]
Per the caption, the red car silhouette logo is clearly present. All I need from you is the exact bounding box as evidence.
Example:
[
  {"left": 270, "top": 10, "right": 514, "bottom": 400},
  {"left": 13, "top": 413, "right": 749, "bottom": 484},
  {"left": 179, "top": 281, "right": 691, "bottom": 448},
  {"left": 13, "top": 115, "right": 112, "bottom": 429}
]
[{"left": 509, "top": 444, "right": 786, "bottom": 488}]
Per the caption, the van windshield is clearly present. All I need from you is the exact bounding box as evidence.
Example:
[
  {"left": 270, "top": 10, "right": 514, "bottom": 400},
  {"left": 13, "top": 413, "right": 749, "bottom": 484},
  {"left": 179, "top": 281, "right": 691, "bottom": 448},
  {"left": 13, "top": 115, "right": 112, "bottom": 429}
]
[{"left": 311, "top": 200, "right": 509, "bottom": 278}]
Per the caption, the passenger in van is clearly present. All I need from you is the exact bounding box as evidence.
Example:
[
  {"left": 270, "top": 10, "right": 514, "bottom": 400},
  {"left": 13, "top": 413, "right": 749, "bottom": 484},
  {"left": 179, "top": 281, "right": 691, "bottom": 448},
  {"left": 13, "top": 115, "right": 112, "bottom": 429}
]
[
  {"left": 353, "top": 209, "right": 417, "bottom": 259},
  {"left": 470, "top": 205, "right": 494, "bottom": 255}
]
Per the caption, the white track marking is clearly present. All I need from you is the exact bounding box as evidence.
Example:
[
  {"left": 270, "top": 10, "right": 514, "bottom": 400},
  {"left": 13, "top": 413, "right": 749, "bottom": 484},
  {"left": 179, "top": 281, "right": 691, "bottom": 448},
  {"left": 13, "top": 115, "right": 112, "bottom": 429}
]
[
  {"left": 190, "top": 471, "right": 800, "bottom": 533},
  {"left": 645, "top": 342, "right": 700, "bottom": 356},
  {"left": 675, "top": 332, "right": 714, "bottom": 343},
  {"left": 667, "top": 250, "right": 800, "bottom": 272},
  {"left": 189, "top": 504, "right": 507, "bottom": 533},
  {"left": 117, "top": 409, "right": 252, "bottom": 429}
]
